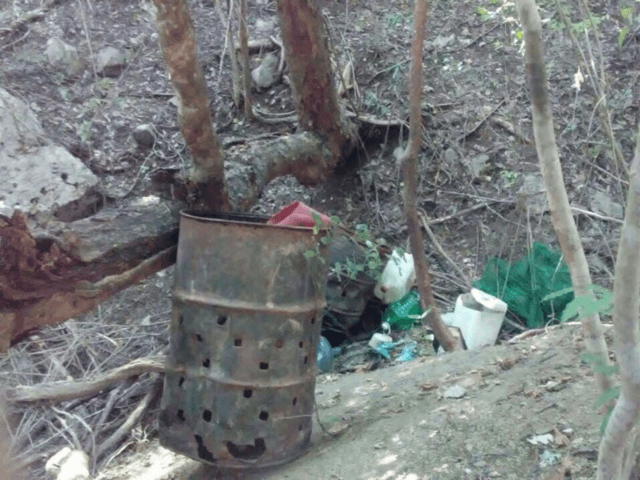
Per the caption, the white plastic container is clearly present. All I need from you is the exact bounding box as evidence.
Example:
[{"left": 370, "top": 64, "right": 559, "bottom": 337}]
[
  {"left": 374, "top": 250, "right": 416, "bottom": 304},
  {"left": 448, "top": 288, "right": 507, "bottom": 350},
  {"left": 368, "top": 333, "right": 393, "bottom": 349}
]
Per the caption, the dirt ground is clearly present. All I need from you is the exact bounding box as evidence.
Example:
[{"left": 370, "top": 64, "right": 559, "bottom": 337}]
[
  {"left": 97, "top": 324, "right": 609, "bottom": 480},
  {"left": 1, "top": 0, "right": 638, "bottom": 478}
]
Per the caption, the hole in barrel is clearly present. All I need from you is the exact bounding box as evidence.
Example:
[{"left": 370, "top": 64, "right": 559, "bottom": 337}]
[
  {"left": 177, "top": 410, "right": 185, "bottom": 421},
  {"left": 226, "top": 438, "right": 266, "bottom": 460},
  {"left": 299, "top": 341, "right": 304, "bottom": 348},
  {"left": 234, "top": 338, "right": 242, "bottom": 347},
  {"left": 203, "top": 358, "right": 210, "bottom": 368},
  {"left": 303, "top": 356, "right": 308, "bottom": 365},
  {"left": 259, "top": 411, "right": 269, "bottom": 421},
  {"left": 179, "top": 376, "right": 185, "bottom": 388},
  {"left": 292, "top": 397, "right": 298, "bottom": 406},
  {"left": 203, "top": 410, "right": 212, "bottom": 422},
  {"left": 195, "top": 435, "right": 216, "bottom": 463},
  {"left": 243, "top": 389, "right": 253, "bottom": 398},
  {"left": 217, "top": 315, "right": 228, "bottom": 326},
  {"left": 259, "top": 362, "right": 269, "bottom": 370}
]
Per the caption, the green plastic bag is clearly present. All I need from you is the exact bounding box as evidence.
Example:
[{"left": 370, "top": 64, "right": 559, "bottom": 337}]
[
  {"left": 473, "top": 242, "right": 573, "bottom": 328},
  {"left": 382, "top": 290, "right": 422, "bottom": 330}
]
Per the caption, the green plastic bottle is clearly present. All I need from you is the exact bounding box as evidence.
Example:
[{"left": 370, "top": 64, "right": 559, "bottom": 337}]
[{"left": 381, "top": 290, "right": 423, "bottom": 330}]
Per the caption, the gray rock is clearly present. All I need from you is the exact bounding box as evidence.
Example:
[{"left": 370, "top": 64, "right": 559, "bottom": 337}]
[
  {"left": 469, "top": 154, "right": 490, "bottom": 179},
  {"left": 0, "top": 88, "right": 99, "bottom": 219},
  {"left": 251, "top": 53, "right": 279, "bottom": 89},
  {"left": 519, "top": 173, "right": 548, "bottom": 215},
  {"left": 591, "top": 190, "right": 623, "bottom": 219},
  {"left": 255, "top": 18, "right": 275, "bottom": 33},
  {"left": 430, "top": 34, "right": 455, "bottom": 49},
  {"left": 443, "top": 385, "right": 466, "bottom": 399},
  {"left": 95, "top": 47, "right": 127, "bottom": 77},
  {"left": 133, "top": 124, "right": 155, "bottom": 149},
  {"left": 45, "top": 37, "right": 82, "bottom": 74},
  {"left": 444, "top": 148, "right": 458, "bottom": 164}
]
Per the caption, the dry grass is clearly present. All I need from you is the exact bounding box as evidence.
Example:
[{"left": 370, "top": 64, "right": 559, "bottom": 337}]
[{"left": 0, "top": 271, "right": 172, "bottom": 476}]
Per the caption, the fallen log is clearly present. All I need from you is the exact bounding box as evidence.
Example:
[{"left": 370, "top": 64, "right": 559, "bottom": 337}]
[{"left": 0, "top": 201, "right": 180, "bottom": 352}]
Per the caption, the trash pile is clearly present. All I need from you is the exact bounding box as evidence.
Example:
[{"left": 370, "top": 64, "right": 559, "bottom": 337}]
[{"left": 267, "top": 202, "right": 574, "bottom": 375}]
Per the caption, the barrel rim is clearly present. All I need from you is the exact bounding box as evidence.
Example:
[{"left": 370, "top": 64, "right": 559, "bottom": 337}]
[{"left": 180, "top": 210, "right": 329, "bottom": 233}]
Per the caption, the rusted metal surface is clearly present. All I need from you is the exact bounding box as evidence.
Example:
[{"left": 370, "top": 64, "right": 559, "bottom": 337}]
[
  {"left": 159, "top": 211, "right": 328, "bottom": 470},
  {"left": 323, "top": 231, "right": 385, "bottom": 331}
]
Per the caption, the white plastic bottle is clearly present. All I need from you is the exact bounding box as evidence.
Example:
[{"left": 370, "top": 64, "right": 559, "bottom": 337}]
[{"left": 373, "top": 250, "right": 416, "bottom": 304}]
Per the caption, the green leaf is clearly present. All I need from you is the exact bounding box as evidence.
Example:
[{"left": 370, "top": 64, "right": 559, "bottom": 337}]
[
  {"left": 582, "top": 353, "right": 619, "bottom": 375},
  {"left": 330, "top": 215, "right": 341, "bottom": 225},
  {"left": 600, "top": 407, "right": 613, "bottom": 437},
  {"left": 311, "top": 212, "right": 322, "bottom": 235},
  {"left": 58, "top": 86, "right": 72, "bottom": 101},
  {"left": 303, "top": 250, "right": 316, "bottom": 259},
  {"left": 618, "top": 26, "right": 629, "bottom": 48},
  {"left": 542, "top": 286, "right": 575, "bottom": 302},
  {"left": 594, "top": 363, "right": 619, "bottom": 375},
  {"left": 581, "top": 352, "right": 602, "bottom": 365},
  {"left": 621, "top": 6, "right": 632, "bottom": 19},
  {"left": 320, "top": 236, "right": 330, "bottom": 245},
  {"left": 560, "top": 290, "right": 613, "bottom": 322},
  {"left": 595, "top": 386, "right": 620, "bottom": 408}
]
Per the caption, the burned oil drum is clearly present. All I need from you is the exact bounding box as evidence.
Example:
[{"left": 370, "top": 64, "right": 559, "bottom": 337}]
[
  {"left": 159, "top": 211, "right": 328, "bottom": 469},
  {"left": 323, "top": 231, "right": 378, "bottom": 330}
]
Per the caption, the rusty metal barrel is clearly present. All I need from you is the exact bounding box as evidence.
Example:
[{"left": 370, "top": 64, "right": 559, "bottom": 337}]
[{"left": 159, "top": 211, "right": 328, "bottom": 470}]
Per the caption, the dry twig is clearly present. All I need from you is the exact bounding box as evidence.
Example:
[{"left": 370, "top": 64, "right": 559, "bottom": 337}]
[
  {"left": 9, "top": 357, "right": 165, "bottom": 404},
  {"left": 418, "top": 211, "right": 472, "bottom": 289},
  {"left": 95, "top": 377, "right": 162, "bottom": 462}
]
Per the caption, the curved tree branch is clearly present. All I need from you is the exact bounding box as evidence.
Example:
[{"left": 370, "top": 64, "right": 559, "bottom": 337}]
[
  {"left": 403, "top": 0, "right": 459, "bottom": 351},
  {"left": 515, "top": 0, "right": 613, "bottom": 397},
  {"left": 597, "top": 124, "right": 640, "bottom": 480}
]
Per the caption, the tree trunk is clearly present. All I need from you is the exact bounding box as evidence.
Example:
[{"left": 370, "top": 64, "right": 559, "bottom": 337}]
[
  {"left": 238, "top": 0, "right": 253, "bottom": 118},
  {"left": 275, "top": 0, "right": 356, "bottom": 161},
  {"left": 215, "top": 0, "right": 242, "bottom": 108},
  {"left": 403, "top": 0, "right": 459, "bottom": 352},
  {"left": 515, "top": 0, "right": 614, "bottom": 398},
  {"left": 0, "top": 398, "right": 19, "bottom": 480},
  {"left": 597, "top": 124, "right": 640, "bottom": 480},
  {"left": 152, "top": 0, "right": 230, "bottom": 211}
]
